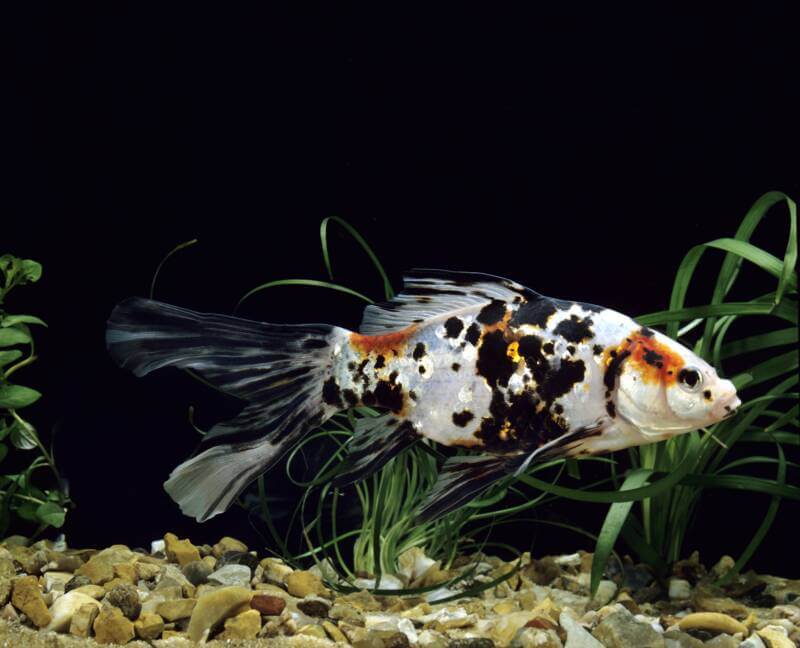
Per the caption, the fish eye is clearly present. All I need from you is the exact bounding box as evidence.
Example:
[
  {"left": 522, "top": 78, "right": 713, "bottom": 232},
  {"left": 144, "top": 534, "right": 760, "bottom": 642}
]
[{"left": 677, "top": 366, "right": 703, "bottom": 393}]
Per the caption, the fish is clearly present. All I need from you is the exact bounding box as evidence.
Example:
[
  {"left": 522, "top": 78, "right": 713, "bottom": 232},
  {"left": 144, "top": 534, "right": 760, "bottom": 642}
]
[{"left": 105, "top": 268, "right": 741, "bottom": 523}]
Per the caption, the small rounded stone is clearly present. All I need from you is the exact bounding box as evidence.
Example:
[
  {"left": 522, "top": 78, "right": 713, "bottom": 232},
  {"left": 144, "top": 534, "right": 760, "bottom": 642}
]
[{"left": 106, "top": 582, "right": 142, "bottom": 620}]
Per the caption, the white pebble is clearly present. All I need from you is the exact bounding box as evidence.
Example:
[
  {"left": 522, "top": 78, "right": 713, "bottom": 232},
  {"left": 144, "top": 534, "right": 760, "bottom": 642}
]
[
  {"left": 150, "top": 539, "right": 165, "bottom": 554},
  {"left": 668, "top": 578, "right": 691, "bottom": 600}
]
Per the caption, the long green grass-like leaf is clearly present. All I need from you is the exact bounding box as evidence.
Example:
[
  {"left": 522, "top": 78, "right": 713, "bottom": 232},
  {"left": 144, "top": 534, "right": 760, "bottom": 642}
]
[
  {"left": 149, "top": 238, "right": 198, "bottom": 299},
  {"left": 320, "top": 216, "right": 395, "bottom": 300},
  {"left": 591, "top": 469, "right": 651, "bottom": 595},
  {"left": 235, "top": 279, "right": 373, "bottom": 312}
]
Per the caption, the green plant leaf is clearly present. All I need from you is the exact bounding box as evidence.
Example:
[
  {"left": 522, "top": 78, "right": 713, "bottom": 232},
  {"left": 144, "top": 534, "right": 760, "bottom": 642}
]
[
  {"left": 1, "top": 315, "right": 47, "bottom": 327},
  {"left": 9, "top": 419, "right": 39, "bottom": 450},
  {"left": 0, "top": 327, "right": 31, "bottom": 347},
  {"left": 0, "top": 350, "right": 23, "bottom": 367},
  {"left": 0, "top": 385, "right": 41, "bottom": 409},
  {"left": 591, "top": 469, "right": 652, "bottom": 595},
  {"left": 19, "top": 260, "right": 42, "bottom": 283},
  {"left": 236, "top": 279, "right": 373, "bottom": 312},
  {"left": 0, "top": 443, "right": 7, "bottom": 464},
  {"left": 35, "top": 501, "right": 66, "bottom": 528},
  {"left": 149, "top": 238, "right": 198, "bottom": 299}
]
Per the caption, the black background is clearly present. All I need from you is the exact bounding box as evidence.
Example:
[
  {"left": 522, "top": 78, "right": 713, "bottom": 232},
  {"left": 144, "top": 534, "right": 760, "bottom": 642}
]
[{"left": 4, "top": 5, "right": 798, "bottom": 576}]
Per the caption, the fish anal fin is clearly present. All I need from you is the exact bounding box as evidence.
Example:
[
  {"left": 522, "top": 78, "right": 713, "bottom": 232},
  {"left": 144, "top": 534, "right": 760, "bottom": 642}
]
[
  {"left": 331, "top": 414, "right": 419, "bottom": 487},
  {"left": 416, "top": 452, "right": 525, "bottom": 522}
]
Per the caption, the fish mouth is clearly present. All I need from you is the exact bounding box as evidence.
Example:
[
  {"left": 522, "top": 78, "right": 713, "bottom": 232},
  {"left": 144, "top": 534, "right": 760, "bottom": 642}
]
[{"left": 713, "top": 393, "right": 742, "bottom": 420}]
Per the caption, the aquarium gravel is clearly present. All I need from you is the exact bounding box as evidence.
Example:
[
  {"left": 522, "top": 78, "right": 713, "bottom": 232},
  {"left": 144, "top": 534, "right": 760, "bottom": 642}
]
[{"left": 1, "top": 534, "right": 798, "bottom": 647}]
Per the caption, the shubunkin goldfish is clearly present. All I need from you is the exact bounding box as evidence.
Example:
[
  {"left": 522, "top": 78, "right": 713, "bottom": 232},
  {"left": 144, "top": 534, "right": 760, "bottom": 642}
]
[{"left": 106, "top": 269, "right": 740, "bottom": 522}]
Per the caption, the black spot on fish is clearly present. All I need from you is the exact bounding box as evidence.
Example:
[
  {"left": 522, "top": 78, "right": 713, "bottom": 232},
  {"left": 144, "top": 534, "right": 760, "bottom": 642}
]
[
  {"left": 542, "top": 342, "right": 555, "bottom": 355},
  {"left": 418, "top": 365, "right": 426, "bottom": 374},
  {"left": 413, "top": 342, "right": 427, "bottom": 360},
  {"left": 593, "top": 344, "right": 604, "bottom": 355},
  {"left": 567, "top": 345, "right": 576, "bottom": 355},
  {"left": 373, "top": 380, "right": 404, "bottom": 413},
  {"left": 362, "top": 390, "right": 376, "bottom": 406},
  {"left": 580, "top": 302, "right": 605, "bottom": 314},
  {"left": 322, "top": 377, "right": 343, "bottom": 408},
  {"left": 477, "top": 299, "right": 506, "bottom": 325},
  {"left": 343, "top": 389, "right": 359, "bottom": 407},
  {"left": 606, "top": 400, "right": 616, "bottom": 418},
  {"left": 388, "top": 370, "right": 398, "bottom": 383},
  {"left": 452, "top": 410, "right": 474, "bottom": 427},
  {"left": 302, "top": 337, "right": 328, "bottom": 349},
  {"left": 703, "top": 389, "right": 712, "bottom": 400},
  {"left": 465, "top": 323, "right": 481, "bottom": 346},
  {"left": 347, "top": 362, "right": 356, "bottom": 370},
  {"left": 374, "top": 355, "right": 386, "bottom": 369},
  {"left": 553, "top": 314, "right": 595, "bottom": 343},
  {"left": 452, "top": 362, "right": 461, "bottom": 372},
  {"left": 539, "top": 358, "right": 586, "bottom": 403},
  {"left": 517, "top": 335, "right": 549, "bottom": 383},
  {"left": 477, "top": 329, "right": 516, "bottom": 388},
  {"left": 640, "top": 326, "right": 655, "bottom": 338},
  {"left": 475, "top": 388, "right": 568, "bottom": 451},
  {"left": 643, "top": 349, "right": 664, "bottom": 367},
  {"left": 444, "top": 317, "right": 464, "bottom": 338},
  {"left": 511, "top": 296, "right": 563, "bottom": 328},
  {"left": 417, "top": 296, "right": 432, "bottom": 303},
  {"left": 604, "top": 349, "right": 631, "bottom": 392},
  {"left": 554, "top": 403, "right": 564, "bottom": 414},
  {"left": 409, "top": 390, "right": 418, "bottom": 401}
]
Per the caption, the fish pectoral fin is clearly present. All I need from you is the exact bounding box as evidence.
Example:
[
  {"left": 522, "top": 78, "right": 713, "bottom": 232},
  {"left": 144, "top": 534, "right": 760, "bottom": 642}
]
[
  {"left": 415, "top": 452, "right": 526, "bottom": 522},
  {"left": 359, "top": 268, "right": 538, "bottom": 334},
  {"left": 330, "top": 414, "right": 419, "bottom": 487},
  {"left": 517, "top": 421, "right": 609, "bottom": 470}
]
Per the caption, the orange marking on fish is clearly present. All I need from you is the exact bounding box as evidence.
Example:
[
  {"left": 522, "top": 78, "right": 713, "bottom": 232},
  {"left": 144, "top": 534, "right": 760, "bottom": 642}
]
[
  {"left": 349, "top": 325, "right": 417, "bottom": 357},
  {"left": 607, "top": 333, "right": 684, "bottom": 385}
]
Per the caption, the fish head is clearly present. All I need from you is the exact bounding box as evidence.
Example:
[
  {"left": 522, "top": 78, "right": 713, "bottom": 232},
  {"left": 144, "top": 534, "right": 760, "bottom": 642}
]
[{"left": 613, "top": 328, "right": 740, "bottom": 438}]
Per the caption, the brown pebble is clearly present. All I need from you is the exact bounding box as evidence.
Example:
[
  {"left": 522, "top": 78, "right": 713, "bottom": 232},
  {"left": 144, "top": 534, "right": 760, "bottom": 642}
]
[{"left": 250, "top": 594, "right": 286, "bottom": 615}]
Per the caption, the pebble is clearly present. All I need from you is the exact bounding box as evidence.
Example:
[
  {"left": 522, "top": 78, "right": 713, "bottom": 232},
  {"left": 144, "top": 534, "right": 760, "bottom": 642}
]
[
  {"left": 448, "top": 639, "right": 495, "bottom": 648},
  {"left": 510, "top": 627, "right": 563, "bottom": 648},
  {"left": 44, "top": 590, "right": 99, "bottom": 632},
  {"left": 559, "top": 611, "right": 604, "bottom": 648},
  {"left": 163, "top": 532, "right": 200, "bottom": 567},
  {"left": 42, "top": 571, "right": 72, "bottom": 593},
  {"left": 11, "top": 575, "right": 52, "bottom": 627},
  {"left": 677, "top": 612, "right": 747, "bottom": 636},
  {"left": 669, "top": 578, "right": 692, "bottom": 600},
  {"left": 93, "top": 603, "right": 135, "bottom": 645},
  {"left": 298, "top": 597, "right": 332, "bottom": 617},
  {"left": 106, "top": 581, "right": 141, "bottom": 620},
  {"left": 218, "top": 608, "right": 261, "bottom": 639},
  {"left": 591, "top": 609, "right": 664, "bottom": 648},
  {"left": 207, "top": 563, "right": 252, "bottom": 587},
  {"left": 251, "top": 593, "right": 286, "bottom": 615},
  {"left": 212, "top": 536, "right": 248, "bottom": 558},
  {"left": 156, "top": 597, "right": 197, "bottom": 621},
  {"left": 286, "top": 570, "right": 331, "bottom": 598},
  {"left": 217, "top": 550, "right": 259, "bottom": 572},
  {"left": 323, "top": 619, "right": 349, "bottom": 642},
  {"left": 134, "top": 611, "right": 165, "bottom": 640},
  {"left": 0, "top": 579, "right": 10, "bottom": 608},
  {"left": 757, "top": 625, "right": 794, "bottom": 648},
  {"left": 703, "top": 634, "right": 739, "bottom": 648},
  {"left": 71, "top": 584, "right": 106, "bottom": 599},
  {"left": 662, "top": 629, "right": 703, "bottom": 647},
  {"left": 589, "top": 580, "right": 617, "bottom": 608},
  {"left": 67, "top": 602, "right": 99, "bottom": 639},
  {"left": 181, "top": 559, "right": 212, "bottom": 586},
  {"left": 186, "top": 585, "right": 252, "bottom": 642}
]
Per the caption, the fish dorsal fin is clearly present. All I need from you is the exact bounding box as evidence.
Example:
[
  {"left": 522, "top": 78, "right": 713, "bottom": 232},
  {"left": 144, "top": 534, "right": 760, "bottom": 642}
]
[{"left": 359, "top": 268, "right": 538, "bottom": 334}]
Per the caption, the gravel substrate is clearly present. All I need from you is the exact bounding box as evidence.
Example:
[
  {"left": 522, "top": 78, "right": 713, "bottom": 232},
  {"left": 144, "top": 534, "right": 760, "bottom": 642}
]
[{"left": 1, "top": 533, "right": 798, "bottom": 647}]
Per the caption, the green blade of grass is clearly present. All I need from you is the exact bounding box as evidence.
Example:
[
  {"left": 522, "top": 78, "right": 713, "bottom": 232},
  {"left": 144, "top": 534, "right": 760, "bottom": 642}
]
[
  {"left": 235, "top": 279, "right": 373, "bottom": 312},
  {"left": 591, "top": 469, "right": 651, "bottom": 595}
]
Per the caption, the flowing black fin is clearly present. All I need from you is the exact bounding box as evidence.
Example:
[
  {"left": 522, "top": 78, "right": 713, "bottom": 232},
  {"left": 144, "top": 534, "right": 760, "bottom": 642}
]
[
  {"left": 106, "top": 297, "right": 344, "bottom": 522},
  {"left": 331, "top": 414, "right": 419, "bottom": 487},
  {"left": 359, "top": 268, "right": 539, "bottom": 334},
  {"left": 416, "top": 453, "right": 527, "bottom": 522}
]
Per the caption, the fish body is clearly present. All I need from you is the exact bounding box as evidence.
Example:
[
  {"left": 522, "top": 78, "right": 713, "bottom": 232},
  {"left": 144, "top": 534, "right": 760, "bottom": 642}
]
[{"left": 106, "top": 269, "right": 740, "bottom": 522}]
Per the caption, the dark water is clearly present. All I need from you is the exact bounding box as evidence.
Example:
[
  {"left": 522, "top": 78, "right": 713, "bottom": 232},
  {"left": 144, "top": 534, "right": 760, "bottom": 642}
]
[{"left": 4, "top": 6, "right": 798, "bottom": 576}]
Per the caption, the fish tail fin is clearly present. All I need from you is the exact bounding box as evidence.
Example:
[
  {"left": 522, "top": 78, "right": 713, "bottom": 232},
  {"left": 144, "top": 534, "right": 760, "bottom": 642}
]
[
  {"left": 106, "top": 297, "right": 346, "bottom": 521},
  {"left": 415, "top": 453, "right": 526, "bottom": 522}
]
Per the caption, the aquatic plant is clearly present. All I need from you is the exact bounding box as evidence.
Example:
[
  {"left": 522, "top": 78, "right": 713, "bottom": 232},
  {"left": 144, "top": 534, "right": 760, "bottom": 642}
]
[
  {"left": 589, "top": 190, "right": 798, "bottom": 592},
  {"left": 0, "top": 255, "right": 69, "bottom": 537}
]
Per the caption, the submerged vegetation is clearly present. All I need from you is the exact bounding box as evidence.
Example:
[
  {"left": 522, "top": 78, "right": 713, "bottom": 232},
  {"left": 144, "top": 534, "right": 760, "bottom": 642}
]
[
  {"left": 0, "top": 255, "right": 69, "bottom": 538},
  {"left": 153, "top": 192, "right": 797, "bottom": 599}
]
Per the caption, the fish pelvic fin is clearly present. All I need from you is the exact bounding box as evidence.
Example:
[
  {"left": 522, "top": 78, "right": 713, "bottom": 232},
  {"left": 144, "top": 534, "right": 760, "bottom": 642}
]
[
  {"left": 329, "top": 413, "right": 419, "bottom": 487},
  {"left": 415, "top": 452, "right": 526, "bottom": 522},
  {"left": 106, "top": 297, "right": 346, "bottom": 522}
]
